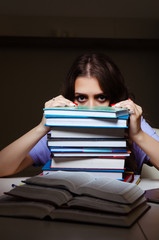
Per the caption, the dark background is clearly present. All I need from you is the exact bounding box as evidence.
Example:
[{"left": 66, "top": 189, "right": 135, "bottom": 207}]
[{"left": 0, "top": 0, "right": 159, "bottom": 150}]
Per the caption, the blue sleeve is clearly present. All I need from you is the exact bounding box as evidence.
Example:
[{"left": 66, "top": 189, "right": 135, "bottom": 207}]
[
  {"left": 29, "top": 134, "right": 51, "bottom": 166},
  {"left": 133, "top": 117, "right": 159, "bottom": 172}
]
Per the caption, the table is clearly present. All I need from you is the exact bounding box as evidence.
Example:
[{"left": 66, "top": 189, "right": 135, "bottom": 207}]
[{"left": 0, "top": 177, "right": 159, "bottom": 240}]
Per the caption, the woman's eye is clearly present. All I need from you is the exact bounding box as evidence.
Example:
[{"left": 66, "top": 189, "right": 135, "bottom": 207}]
[
  {"left": 75, "top": 95, "right": 87, "bottom": 102},
  {"left": 97, "top": 95, "right": 107, "bottom": 102}
]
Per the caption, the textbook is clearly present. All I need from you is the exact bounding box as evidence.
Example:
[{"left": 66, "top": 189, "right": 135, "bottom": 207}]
[
  {"left": 23, "top": 171, "right": 144, "bottom": 204},
  {"left": 42, "top": 170, "right": 124, "bottom": 180},
  {"left": 42, "top": 158, "right": 125, "bottom": 181},
  {"left": 47, "top": 138, "right": 127, "bottom": 148},
  {"left": 50, "top": 157, "right": 125, "bottom": 170},
  {"left": 0, "top": 194, "right": 149, "bottom": 227},
  {"left": 49, "top": 147, "right": 128, "bottom": 153},
  {"left": 50, "top": 126, "right": 126, "bottom": 139},
  {"left": 44, "top": 106, "right": 129, "bottom": 119},
  {"left": 45, "top": 117, "right": 128, "bottom": 128},
  {"left": 51, "top": 152, "right": 130, "bottom": 157}
]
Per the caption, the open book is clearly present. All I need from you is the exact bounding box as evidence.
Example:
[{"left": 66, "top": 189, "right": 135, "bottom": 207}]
[
  {"left": 23, "top": 171, "right": 143, "bottom": 204},
  {"left": 0, "top": 194, "right": 149, "bottom": 228},
  {"left": 4, "top": 184, "right": 146, "bottom": 214}
]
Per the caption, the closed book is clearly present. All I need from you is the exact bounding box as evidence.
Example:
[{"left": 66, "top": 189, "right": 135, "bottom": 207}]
[
  {"left": 42, "top": 170, "right": 124, "bottom": 180},
  {"left": 49, "top": 147, "right": 128, "bottom": 153},
  {"left": 44, "top": 106, "right": 129, "bottom": 118},
  {"left": 51, "top": 152, "right": 130, "bottom": 158},
  {"left": 47, "top": 138, "right": 127, "bottom": 147},
  {"left": 50, "top": 126, "right": 126, "bottom": 138},
  {"left": 45, "top": 117, "right": 128, "bottom": 128},
  {"left": 50, "top": 157, "right": 125, "bottom": 170}
]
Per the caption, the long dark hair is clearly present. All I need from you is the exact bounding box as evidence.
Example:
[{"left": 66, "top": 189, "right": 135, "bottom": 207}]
[
  {"left": 61, "top": 53, "right": 138, "bottom": 172},
  {"left": 62, "top": 53, "right": 129, "bottom": 105}
]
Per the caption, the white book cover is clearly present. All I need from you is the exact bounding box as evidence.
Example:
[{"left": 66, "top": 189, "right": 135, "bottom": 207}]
[
  {"left": 46, "top": 117, "right": 128, "bottom": 128},
  {"left": 50, "top": 157, "right": 125, "bottom": 169},
  {"left": 47, "top": 138, "right": 127, "bottom": 147}
]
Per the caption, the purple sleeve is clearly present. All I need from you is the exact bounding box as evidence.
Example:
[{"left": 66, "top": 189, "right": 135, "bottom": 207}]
[
  {"left": 133, "top": 117, "right": 159, "bottom": 172},
  {"left": 29, "top": 134, "right": 51, "bottom": 166}
]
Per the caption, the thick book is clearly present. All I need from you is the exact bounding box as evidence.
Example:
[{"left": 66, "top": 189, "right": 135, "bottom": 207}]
[
  {"left": 50, "top": 157, "right": 125, "bottom": 170},
  {"left": 23, "top": 171, "right": 144, "bottom": 204},
  {"left": 45, "top": 117, "right": 128, "bottom": 128},
  {"left": 43, "top": 106, "right": 129, "bottom": 118},
  {"left": 0, "top": 194, "right": 149, "bottom": 228},
  {"left": 42, "top": 161, "right": 124, "bottom": 180},
  {"left": 47, "top": 138, "right": 127, "bottom": 147},
  {"left": 42, "top": 170, "right": 124, "bottom": 180},
  {"left": 50, "top": 126, "right": 126, "bottom": 138},
  {"left": 3, "top": 185, "right": 145, "bottom": 214}
]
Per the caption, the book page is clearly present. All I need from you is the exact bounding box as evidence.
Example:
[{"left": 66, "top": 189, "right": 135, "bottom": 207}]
[
  {"left": 77, "top": 177, "right": 144, "bottom": 203},
  {"left": 67, "top": 195, "right": 146, "bottom": 214},
  {"left": 0, "top": 195, "right": 55, "bottom": 219},
  {"left": 5, "top": 184, "right": 73, "bottom": 206},
  {"left": 25, "top": 171, "right": 94, "bottom": 193}
]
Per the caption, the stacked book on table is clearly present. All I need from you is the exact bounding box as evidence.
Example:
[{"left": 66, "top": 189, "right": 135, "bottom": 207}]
[
  {"left": 0, "top": 171, "right": 150, "bottom": 227},
  {"left": 42, "top": 106, "right": 133, "bottom": 181}
]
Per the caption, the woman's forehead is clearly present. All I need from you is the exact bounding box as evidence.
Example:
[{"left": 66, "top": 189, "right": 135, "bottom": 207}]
[{"left": 75, "top": 76, "right": 103, "bottom": 93}]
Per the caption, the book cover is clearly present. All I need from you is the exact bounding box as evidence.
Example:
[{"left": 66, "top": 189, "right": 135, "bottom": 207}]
[
  {"left": 44, "top": 106, "right": 129, "bottom": 119},
  {"left": 47, "top": 138, "right": 127, "bottom": 148},
  {"left": 50, "top": 126, "right": 126, "bottom": 139},
  {"left": 45, "top": 117, "right": 128, "bottom": 128},
  {"left": 50, "top": 157, "right": 126, "bottom": 169}
]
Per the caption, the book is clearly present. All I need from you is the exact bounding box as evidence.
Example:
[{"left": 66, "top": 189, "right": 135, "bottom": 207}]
[
  {"left": 42, "top": 170, "right": 124, "bottom": 180},
  {"left": 43, "top": 106, "right": 129, "bottom": 119},
  {"left": 51, "top": 152, "right": 130, "bottom": 157},
  {"left": 47, "top": 138, "right": 127, "bottom": 148},
  {"left": 50, "top": 157, "right": 125, "bottom": 170},
  {"left": 0, "top": 194, "right": 149, "bottom": 227},
  {"left": 23, "top": 171, "right": 144, "bottom": 204},
  {"left": 49, "top": 147, "right": 128, "bottom": 153},
  {"left": 45, "top": 117, "right": 128, "bottom": 128},
  {"left": 3, "top": 184, "right": 145, "bottom": 214},
  {"left": 50, "top": 126, "right": 126, "bottom": 138}
]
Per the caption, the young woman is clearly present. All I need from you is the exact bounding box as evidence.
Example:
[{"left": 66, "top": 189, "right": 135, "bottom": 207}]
[{"left": 0, "top": 53, "right": 159, "bottom": 177}]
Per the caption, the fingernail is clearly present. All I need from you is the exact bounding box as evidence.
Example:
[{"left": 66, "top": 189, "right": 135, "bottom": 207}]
[
  {"left": 111, "top": 103, "right": 116, "bottom": 106},
  {"left": 128, "top": 98, "right": 132, "bottom": 101},
  {"left": 73, "top": 102, "right": 78, "bottom": 105}
]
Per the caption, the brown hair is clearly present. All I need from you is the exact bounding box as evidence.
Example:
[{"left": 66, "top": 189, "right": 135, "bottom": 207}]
[{"left": 62, "top": 53, "right": 129, "bottom": 105}]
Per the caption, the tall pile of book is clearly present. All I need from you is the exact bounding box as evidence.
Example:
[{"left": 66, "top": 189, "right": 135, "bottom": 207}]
[{"left": 42, "top": 106, "right": 134, "bottom": 181}]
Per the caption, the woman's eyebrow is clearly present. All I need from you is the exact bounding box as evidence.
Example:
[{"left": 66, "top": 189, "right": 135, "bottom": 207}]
[
  {"left": 94, "top": 93, "right": 105, "bottom": 97},
  {"left": 75, "top": 93, "right": 88, "bottom": 96}
]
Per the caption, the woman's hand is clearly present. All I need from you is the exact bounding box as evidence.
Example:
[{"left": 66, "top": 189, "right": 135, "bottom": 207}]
[
  {"left": 114, "top": 99, "right": 143, "bottom": 141},
  {"left": 39, "top": 95, "right": 76, "bottom": 132},
  {"left": 45, "top": 95, "right": 76, "bottom": 108}
]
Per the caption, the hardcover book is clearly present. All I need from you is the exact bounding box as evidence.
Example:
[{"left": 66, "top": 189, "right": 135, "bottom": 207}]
[{"left": 44, "top": 106, "right": 129, "bottom": 119}]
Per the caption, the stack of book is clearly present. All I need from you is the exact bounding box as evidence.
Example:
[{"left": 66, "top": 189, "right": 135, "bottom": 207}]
[
  {"left": 43, "top": 106, "right": 132, "bottom": 181},
  {"left": 0, "top": 171, "right": 150, "bottom": 227}
]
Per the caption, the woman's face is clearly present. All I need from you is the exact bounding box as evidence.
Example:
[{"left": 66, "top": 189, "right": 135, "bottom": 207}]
[{"left": 74, "top": 76, "right": 110, "bottom": 107}]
